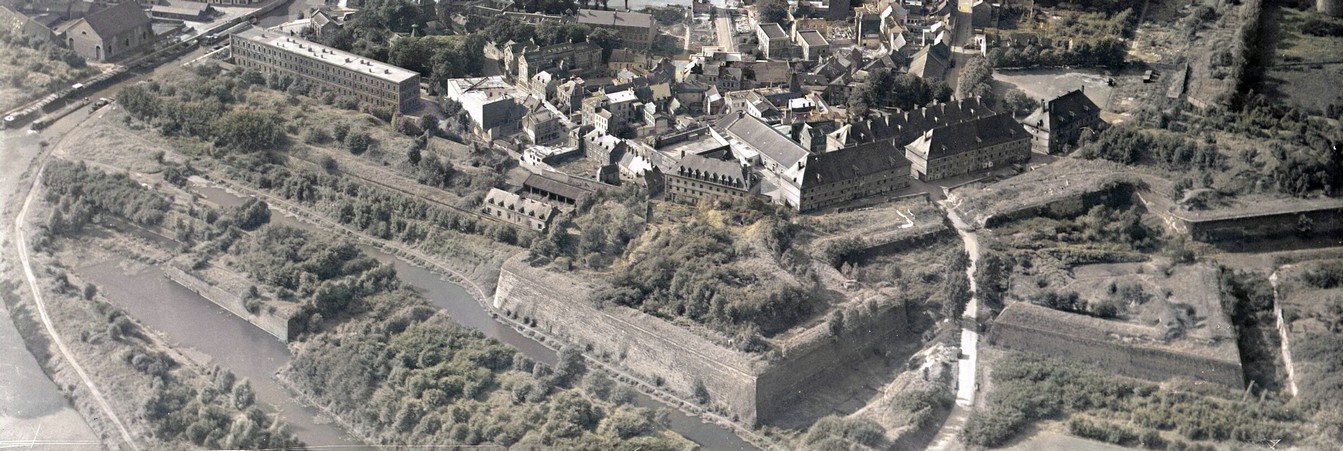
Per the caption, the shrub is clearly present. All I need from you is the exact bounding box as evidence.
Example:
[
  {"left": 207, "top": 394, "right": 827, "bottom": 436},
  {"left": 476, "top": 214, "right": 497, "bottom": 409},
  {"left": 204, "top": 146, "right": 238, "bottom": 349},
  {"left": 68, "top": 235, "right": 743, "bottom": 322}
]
[{"left": 344, "top": 129, "right": 373, "bottom": 154}]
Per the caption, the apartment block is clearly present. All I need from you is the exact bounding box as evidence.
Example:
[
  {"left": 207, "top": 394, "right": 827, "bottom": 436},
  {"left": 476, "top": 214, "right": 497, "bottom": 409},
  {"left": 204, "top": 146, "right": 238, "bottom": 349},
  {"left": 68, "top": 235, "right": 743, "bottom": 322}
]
[
  {"left": 230, "top": 29, "right": 421, "bottom": 113},
  {"left": 905, "top": 113, "right": 1030, "bottom": 181}
]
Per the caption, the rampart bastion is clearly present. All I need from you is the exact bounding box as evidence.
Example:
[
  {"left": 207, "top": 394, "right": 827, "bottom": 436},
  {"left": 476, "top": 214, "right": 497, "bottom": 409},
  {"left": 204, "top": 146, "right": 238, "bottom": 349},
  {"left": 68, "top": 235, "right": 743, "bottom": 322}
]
[{"left": 492, "top": 254, "right": 911, "bottom": 426}]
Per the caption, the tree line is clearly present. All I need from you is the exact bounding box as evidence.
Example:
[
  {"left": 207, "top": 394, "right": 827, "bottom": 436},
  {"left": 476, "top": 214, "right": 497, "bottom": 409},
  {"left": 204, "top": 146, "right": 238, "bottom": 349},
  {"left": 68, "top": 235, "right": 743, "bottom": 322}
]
[
  {"left": 848, "top": 69, "right": 954, "bottom": 115},
  {"left": 116, "top": 75, "right": 285, "bottom": 152},
  {"left": 961, "top": 353, "right": 1302, "bottom": 448},
  {"left": 43, "top": 161, "right": 171, "bottom": 234}
]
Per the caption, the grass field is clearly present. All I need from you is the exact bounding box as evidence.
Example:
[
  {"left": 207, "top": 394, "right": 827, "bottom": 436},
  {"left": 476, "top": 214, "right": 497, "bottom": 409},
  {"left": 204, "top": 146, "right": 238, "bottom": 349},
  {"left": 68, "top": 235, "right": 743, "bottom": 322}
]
[{"left": 1257, "top": 2, "right": 1343, "bottom": 113}]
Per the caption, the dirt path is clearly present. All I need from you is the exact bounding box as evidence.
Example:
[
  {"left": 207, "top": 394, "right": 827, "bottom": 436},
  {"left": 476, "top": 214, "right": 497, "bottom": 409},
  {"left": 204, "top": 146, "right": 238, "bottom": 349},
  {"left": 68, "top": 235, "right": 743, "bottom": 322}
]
[
  {"left": 13, "top": 162, "right": 140, "bottom": 451},
  {"left": 928, "top": 195, "right": 983, "bottom": 450}
]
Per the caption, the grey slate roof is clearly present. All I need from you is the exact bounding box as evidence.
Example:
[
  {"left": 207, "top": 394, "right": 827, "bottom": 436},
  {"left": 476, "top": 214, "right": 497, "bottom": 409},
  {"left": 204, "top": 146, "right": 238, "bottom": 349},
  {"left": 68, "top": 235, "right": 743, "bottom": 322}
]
[
  {"left": 1046, "top": 89, "right": 1101, "bottom": 129},
  {"left": 80, "top": 2, "right": 149, "bottom": 39},
  {"left": 908, "top": 113, "right": 1027, "bottom": 160},
  {"left": 675, "top": 152, "right": 750, "bottom": 188},
  {"left": 575, "top": 9, "right": 652, "bottom": 29},
  {"left": 714, "top": 113, "right": 810, "bottom": 169},
  {"left": 801, "top": 140, "right": 910, "bottom": 187},
  {"left": 523, "top": 171, "right": 606, "bottom": 201},
  {"left": 908, "top": 41, "right": 950, "bottom": 80}
]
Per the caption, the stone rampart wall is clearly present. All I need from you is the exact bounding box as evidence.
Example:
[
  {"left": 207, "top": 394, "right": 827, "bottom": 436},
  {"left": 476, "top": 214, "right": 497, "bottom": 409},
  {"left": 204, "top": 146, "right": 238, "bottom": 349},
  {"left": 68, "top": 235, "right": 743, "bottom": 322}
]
[
  {"left": 983, "top": 182, "right": 1137, "bottom": 228},
  {"left": 162, "top": 266, "right": 290, "bottom": 341},
  {"left": 1184, "top": 207, "right": 1343, "bottom": 243},
  {"left": 989, "top": 317, "right": 1244, "bottom": 388},
  {"left": 755, "top": 299, "right": 909, "bottom": 423},
  {"left": 494, "top": 256, "right": 916, "bottom": 426},
  {"left": 493, "top": 258, "right": 763, "bottom": 423}
]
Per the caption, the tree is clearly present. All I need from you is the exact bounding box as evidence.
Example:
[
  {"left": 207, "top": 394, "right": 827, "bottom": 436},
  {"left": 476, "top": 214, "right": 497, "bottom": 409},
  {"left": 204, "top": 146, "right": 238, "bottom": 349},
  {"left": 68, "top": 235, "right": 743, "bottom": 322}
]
[
  {"left": 212, "top": 109, "right": 284, "bottom": 151},
  {"left": 587, "top": 28, "right": 623, "bottom": 62},
  {"left": 827, "top": 310, "right": 845, "bottom": 336},
  {"left": 957, "top": 56, "right": 996, "bottom": 105},
  {"left": 407, "top": 146, "right": 422, "bottom": 166},
  {"left": 387, "top": 37, "right": 434, "bottom": 75},
  {"left": 691, "top": 378, "right": 710, "bottom": 404},
  {"left": 537, "top": 22, "right": 589, "bottom": 46},
  {"left": 83, "top": 283, "right": 98, "bottom": 300},
  {"left": 344, "top": 129, "right": 373, "bottom": 155},
  {"left": 1003, "top": 89, "right": 1039, "bottom": 116},
  {"left": 758, "top": 0, "right": 789, "bottom": 24},
  {"left": 232, "top": 380, "right": 255, "bottom": 409},
  {"left": 233, "top": 199, "right": 271, "bottom": 231},
  {"left": 553, "top": 345, "right": 586, "bottom": 386},
  {"left": 1325, "top": 138, "right": 1341, "bottom": 197}
]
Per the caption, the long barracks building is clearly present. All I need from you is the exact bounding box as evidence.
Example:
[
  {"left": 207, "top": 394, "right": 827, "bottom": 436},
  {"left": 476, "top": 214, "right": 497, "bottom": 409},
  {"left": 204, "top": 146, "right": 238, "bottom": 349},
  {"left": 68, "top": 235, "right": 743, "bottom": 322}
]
[{"left": 230, "top": 29, "right": 421, "bottom": 113}]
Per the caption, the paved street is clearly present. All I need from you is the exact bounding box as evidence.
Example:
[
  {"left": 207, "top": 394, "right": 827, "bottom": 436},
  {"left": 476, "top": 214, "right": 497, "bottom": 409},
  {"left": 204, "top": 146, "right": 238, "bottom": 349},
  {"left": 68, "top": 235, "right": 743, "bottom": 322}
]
[{"left": 715, "top": 10, "right": 736, "bottom": 52}]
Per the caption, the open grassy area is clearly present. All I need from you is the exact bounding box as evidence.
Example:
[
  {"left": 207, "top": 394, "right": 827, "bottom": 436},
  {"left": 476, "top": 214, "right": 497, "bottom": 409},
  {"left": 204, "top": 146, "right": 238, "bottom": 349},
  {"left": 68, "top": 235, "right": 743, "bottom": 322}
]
[{"left": 1257, "top": 1, "right": 1343, "bottom": 114}]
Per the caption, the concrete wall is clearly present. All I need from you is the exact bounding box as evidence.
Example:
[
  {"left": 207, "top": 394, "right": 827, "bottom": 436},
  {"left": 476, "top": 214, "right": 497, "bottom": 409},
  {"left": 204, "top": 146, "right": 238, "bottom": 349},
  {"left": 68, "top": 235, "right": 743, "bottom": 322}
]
[
  {"left": 848, "top": 228, "right": 955, "bottom": 265},
  {"left": 983, "top": 181, "right": 1137, "bottom": 228},
  {"left": 988, "top": 313, "right": 1244, "bottom": 388}
]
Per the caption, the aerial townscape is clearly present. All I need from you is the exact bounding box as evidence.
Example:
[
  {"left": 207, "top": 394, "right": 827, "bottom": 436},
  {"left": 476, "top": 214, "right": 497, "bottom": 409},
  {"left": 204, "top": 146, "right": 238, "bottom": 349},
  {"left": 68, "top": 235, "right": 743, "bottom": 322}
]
[{"left": 1, "top": 0, "right": 1342, "bottom": 448}]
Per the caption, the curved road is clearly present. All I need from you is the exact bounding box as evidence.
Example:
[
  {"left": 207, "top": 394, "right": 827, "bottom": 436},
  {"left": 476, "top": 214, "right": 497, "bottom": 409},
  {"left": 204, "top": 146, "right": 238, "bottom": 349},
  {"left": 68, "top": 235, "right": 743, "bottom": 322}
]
[{"left": 14, "top": 152, "right": 140, "bottom": 450}]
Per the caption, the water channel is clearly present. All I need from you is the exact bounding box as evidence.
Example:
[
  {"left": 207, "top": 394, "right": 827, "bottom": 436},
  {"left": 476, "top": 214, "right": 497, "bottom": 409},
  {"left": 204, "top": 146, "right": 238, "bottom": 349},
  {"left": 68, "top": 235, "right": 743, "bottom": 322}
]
[{"left": 106, "top": 183, "right": 758, "bottom": 449}]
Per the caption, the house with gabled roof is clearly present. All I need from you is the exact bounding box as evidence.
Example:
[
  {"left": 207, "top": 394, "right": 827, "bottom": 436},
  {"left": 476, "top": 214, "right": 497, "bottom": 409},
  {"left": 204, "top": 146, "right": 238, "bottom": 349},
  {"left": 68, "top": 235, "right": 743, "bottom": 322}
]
[
  {"left": 1022, "top": 88, "right": 1105, "bottom": 154},
  {"left": 483, "top": 188, "right": 558, "bottom": 231},
  {"left": 907, "top": 40, "right": 950, "bottom": 81},
  {"left": 60, "top": 1, "right": 151, "bottom": 61},
  {"left": 667, "top": 149, "right": 758, "bottom": 205},
  {"left": 904, "top": 113, "right": 1030, "bottom": 181}
]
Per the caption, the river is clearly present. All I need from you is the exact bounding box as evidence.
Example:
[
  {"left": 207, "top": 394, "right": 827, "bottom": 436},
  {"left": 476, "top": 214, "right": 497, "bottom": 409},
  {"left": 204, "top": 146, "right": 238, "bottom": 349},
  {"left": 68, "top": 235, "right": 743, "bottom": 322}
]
[
  {"left": 0, "top": 126, "right": 101, "bottom": 446},
  {"left": 189, "top": 183, "right": 757, "bottom": 449}
]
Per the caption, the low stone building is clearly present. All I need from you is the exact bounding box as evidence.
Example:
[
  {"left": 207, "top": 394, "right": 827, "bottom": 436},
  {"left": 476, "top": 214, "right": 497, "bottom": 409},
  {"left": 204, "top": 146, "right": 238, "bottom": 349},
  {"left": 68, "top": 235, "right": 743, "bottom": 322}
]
[
  {"left": 61, "top": 2, "right": 152, "bottom": 62},
  {"left": 482, "top": 188, "right": 558, "bottom": 231},
  {"left": 520, "top": 171, "right": 608, "bottom": 210},
  {"left": 667, "top": 150, "right": 757, "bottom": 205},
  {"left": 1023, "top": 89, "right": 1104, "bottom": 154},
  {"left": 905, "top": 113, "right": 1029, "bottom": 181}
]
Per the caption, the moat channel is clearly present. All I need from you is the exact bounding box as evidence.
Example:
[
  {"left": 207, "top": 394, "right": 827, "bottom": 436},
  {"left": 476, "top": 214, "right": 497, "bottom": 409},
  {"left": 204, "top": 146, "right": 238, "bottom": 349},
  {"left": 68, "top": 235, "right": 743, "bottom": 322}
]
[{"left": 81, "top": 184, "right": 756, "bottom": 449}]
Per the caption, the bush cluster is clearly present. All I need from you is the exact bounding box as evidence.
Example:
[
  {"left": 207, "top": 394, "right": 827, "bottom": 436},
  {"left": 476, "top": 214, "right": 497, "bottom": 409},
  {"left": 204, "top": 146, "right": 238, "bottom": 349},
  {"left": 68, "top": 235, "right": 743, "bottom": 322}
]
[
  {"left": 960, "top": 353, "right": 1302, "bottom": 447},
  {"left": 589, "top": 221, "right": 816, "bottom": 340},
  {"left": 43, "top": 161, "right": 171, "bottom": 233}
]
